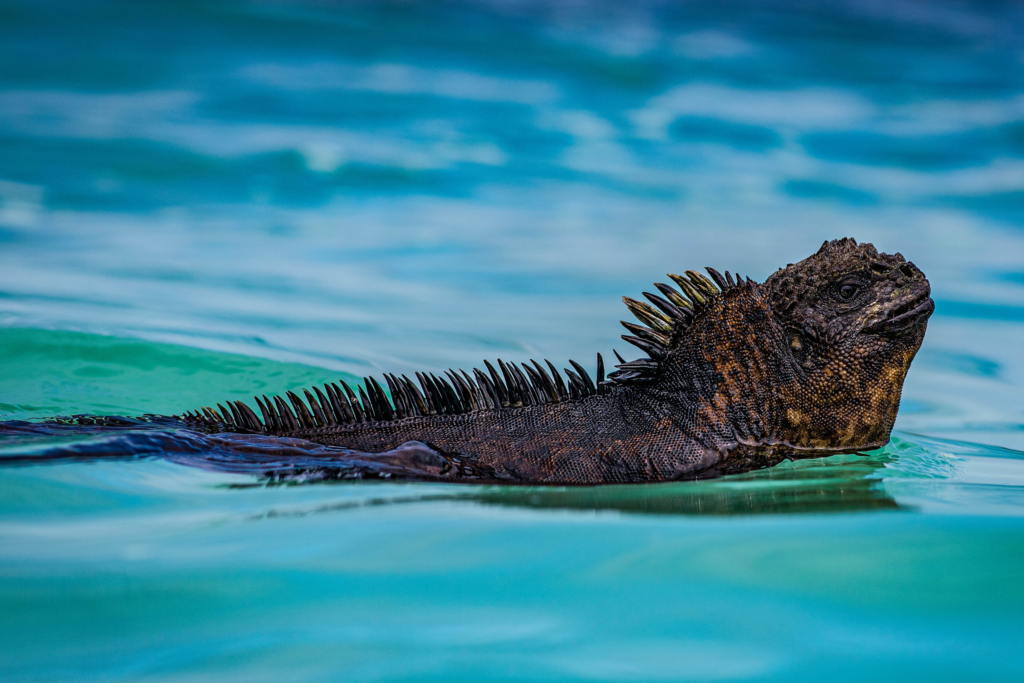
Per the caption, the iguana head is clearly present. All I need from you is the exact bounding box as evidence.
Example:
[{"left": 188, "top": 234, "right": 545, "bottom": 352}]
[
  {"left": 613, "top": 237, "right": 932, "bottom": 457},
  {"left": 762, "top": 237, "right": 933, "bottom": 451}
]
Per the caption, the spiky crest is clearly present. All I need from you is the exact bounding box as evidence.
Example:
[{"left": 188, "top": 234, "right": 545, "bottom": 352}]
[
  {"left": 608, "top": 267, "right": 756, "bottom": 384},
  {"left": 181, "top": 355, "right": 609, "bottom": 435},
  {"left": 181, "top": 266, "right": 754, "bottom": 434}
]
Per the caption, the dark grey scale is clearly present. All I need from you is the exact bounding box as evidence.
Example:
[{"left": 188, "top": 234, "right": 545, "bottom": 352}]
[
  {"left": 383, "top": 375, "right": 407, "bottom": 419},
  {"left": 621, "top": 335, "right": 666, "bottom": 361},
  {"left": 642, "top": 291, "right": 687, "bottom": 322},
  {"left": 522, "top": 363, "right": 545, "bottom": 404},
  {"left": 654, "top": 282, "right": 693, "bottom": 314},
  {"left": 286, "top": 391, "right": 315, "bottom": 428},
  {"left": 483, "top": 361, "right": 509, "bottom": 406},
  {"left": 431, "top": 374, "right": 452, "bottom": 413},
  {"left": 545, "top": 360, "right": 568, "bottom": 399},
  {"left": 405, "top": 376, "right": 425, "bottom": 413},
  {"left": 570, "top": 375, "right": 585, "bottom": 400},
  {"left": 564, "top": 369, "right": 583, "bottom": 399},
  {"left": 386, "top": 375, "right": 407, "bottom": 418},
  {"left": 381, "top": 375, "right": 399, "bottom": 417},
  {"left": 339, "top": 382, "right": 360, "bottom": 422},
  {"left": 669, "top": 276, "right": 704, "bottom": 306},
  {"left": 443, "top": 374, "right": 463, "bottom": 413},
  {"left": 238, "top": 401, "right": 264, "bottom": 432},
  {"left": 311, "top": 386, "right": 337, "bottom": 425},
  {"left": 400, "top": 375, "right": 419, "bottom": 416},
  {"left": 473, "top": 368, "right": 499, "bottom": 409},
  {"left": 374, "top": 377, "right": 396, "bottom": 420},
  {"left": 218, "top": 403, "right": 237, "bottom": 428},
  {"left": 459, "top": 370, "right": 483, "bottom": 411},
  {"left": 225, "top": 401, "right": 245, "bottom": 429},
  {"left": 431, "top": 373, "right": 451, "bottom": 414},
  {"left": 483, "top": 362, "right": 507, "bottom": 405},
  {"left": 231, "top": 402, "right": 250, "bottom": 430},
  {"left": 270, "top": 395, "right": 291, "bottom": 430},
  {"left": 324, "top": 384, "right": 352, "bottom": 424},
  {"left": 361, "top": 380, "right": 380, "bottom": 419},
  {"left": 523, "top": 363, "right": 547, "bottom": 404},
  {"left": 497, "top": 361, "right": 521, "bottom": 407},
  {"left": 620, "top": 321, "right": 669, "bottom": 347},
  {"left": 463, "top": 370, "right": 486, "bottom": 409},
  {"left": 623, "top": 301, "right": 671, "bottom": 337},
  {"left": 357, "top": 385, "right": 376, "bottom": 421},
  {"left": 369, "top": 381, "right": 387, "bottom": 420},
  {"left": 218, "top": 403, "right": 235, "bottom": 423},
  {"left": 255, "top": 396, "right": 278, "bottom": 431},
  {"left": 279, "top": 394, "right": 297, "bottom": 426},
  {"left": 419, "top": 373, "right": 442, "bottom": 414},
  {"left": 437, "top": 374, "right": 464, "bottom": 414},
  {"left": 400, "top": 379, "right": 420, "bottom": 418},
  {"left": 529, "top": 362, "right": 557, "bottom": 404},
  {"left": 340, "top": 381, "right": 366, "bottom": 423},
  {"left": 422, "top": 373, "right": 446, "bottom": 414},
  {"left": 457, "top": 370, "right": 481, "bottom": 411},
  {"left": 569, "top": 360, "right": 595, "bottom": 395},
  {"left": 430, "top": 373, "right": 450, "bottom": 414},
  {"left": 394, "top": 374, "right": 415, "bottom": 418},
  {"left": 493, "top": 362, "right": 513, "bottom": 406},
  {"left": 415, "top": 373, "right": 439, "bottom": 415},
  {"left": 596, "top": 353, "right": 606, "bottom": 387},
  {"left": 521, "top": 363, "right": 547, "bottom": 403},
  {"left": 688, "top": 271, "right": 719, "bottom": 298},
  {"left": 509, "top": 362, "right": 536, "bottom": 405},
  {"left": 401, "top": 375, "right": 428, "bottom": 416},
  {"left": 369, "top": 378, "right": 395, "bottom": 421},
  {"left": 411, "top": 373, "right": 431, "bottom": 414},
  {"left": 303, "top": 389, "right": 328, "bottom": 427},
  {"left": 516, "top": 363, "right": 539, "bottom": 402},
  {"left": 445, "top": 371, "right": 471, "bottom": 411},
  {"left": 322, "top": 385, "right": 346, "bottom": 423},
  {"left": 516, "top": 366, "right": 533, "bottom": 404},
  {"left": 273, "top": 395, "right": 299, "bottom": 430},
  {"left": 283, "top": 391, "right": 308, "bottom": 428},
  {"left": 234, "top": 404, "right": 249, "bottom": 430},
  {"left": 530, "top": 360, "right": 559, "bottom": 403}
]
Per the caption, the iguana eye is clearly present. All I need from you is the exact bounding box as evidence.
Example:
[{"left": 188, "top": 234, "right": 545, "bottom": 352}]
[{"left": 839, "top": 284, "right": 858, "bottom": 300}]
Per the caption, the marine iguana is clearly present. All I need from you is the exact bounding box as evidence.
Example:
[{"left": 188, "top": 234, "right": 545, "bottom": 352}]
[{"left": 129, "top": 238, "right": 935, "bottom": 484}]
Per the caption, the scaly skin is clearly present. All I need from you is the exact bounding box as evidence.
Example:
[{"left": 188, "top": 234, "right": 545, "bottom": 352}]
[{"left": 180, "top": 238, "right": 934, "bottom": 484}]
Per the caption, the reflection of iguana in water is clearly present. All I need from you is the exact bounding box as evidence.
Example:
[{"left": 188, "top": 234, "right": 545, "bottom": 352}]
[{"left": 169, "top": 238, "right": 933, "bottom": 484}]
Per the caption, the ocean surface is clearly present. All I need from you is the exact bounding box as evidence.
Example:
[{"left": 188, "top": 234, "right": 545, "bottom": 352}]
[{"left": 2, "top": 1, "right": 1024, "bottom": 680}]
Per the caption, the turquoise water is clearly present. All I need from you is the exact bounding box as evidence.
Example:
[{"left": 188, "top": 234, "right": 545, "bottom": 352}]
[{"left": 2, "top": 1, "right": 1024, "bottom": 680}]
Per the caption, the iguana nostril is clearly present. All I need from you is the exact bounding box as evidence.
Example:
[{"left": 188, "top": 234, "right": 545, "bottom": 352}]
[{"left": 901, "top": 264, "right": 916, "bottom": 278}]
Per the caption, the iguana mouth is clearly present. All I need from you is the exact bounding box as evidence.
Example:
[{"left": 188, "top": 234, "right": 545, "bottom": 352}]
[{"left": 864, "top": 287, "right": 934, "bottom": 335}]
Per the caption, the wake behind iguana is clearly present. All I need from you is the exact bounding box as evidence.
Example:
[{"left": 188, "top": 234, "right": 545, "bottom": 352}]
[{"left": 59, "top": 238, "right": 934, "bottom": 484}]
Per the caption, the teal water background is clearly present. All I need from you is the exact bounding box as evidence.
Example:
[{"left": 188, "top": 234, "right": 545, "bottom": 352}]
[{"left": 2, "top": 1, "right": 1024, "bottom": 680}]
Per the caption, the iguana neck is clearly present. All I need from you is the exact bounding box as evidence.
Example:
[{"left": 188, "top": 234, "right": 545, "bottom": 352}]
[{"left": 639, "top": 286, "right": 787, "bottom": 450}]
